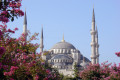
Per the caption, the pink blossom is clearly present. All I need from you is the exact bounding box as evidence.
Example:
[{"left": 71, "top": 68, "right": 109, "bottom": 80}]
[
  {"left": 8, "top": 71, "right": 14, "bottom": 76},
  {"left": 46, "top": 69, "right": 50, "bottom": 74},
  {"left": 4, "top": 72, "right": 9, "bottom": 76},
  {"left": 22, "top": 54, "right": 27, "bottom": 59},
  {"left": 115, "top": 52, "right": 120, "bottom": 57},
  {"left": 23, "top": 60, "right": 26, "bottom": 63},
  {"left": 10, "top": 66, "right": 19, "bottom": 71},
  {"left": 34, "top": 75, "right": 39, "bottom": 80},
  {"left": 14, "top": 27, "right": 18, "bottom": 31},
  {"left": 8, "top": 29, "right": 15, "bottom": 33},
  {"left": 14, "top": 9, "right": 24, "bottom": 16},
  {"left": 0, "top": 16, "right": 9, "bottom": 22}
]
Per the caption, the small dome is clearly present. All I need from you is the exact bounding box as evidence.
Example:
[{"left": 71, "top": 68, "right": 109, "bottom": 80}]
[{"left": 51, "top": 41, "right": 76, "bottom": 49}]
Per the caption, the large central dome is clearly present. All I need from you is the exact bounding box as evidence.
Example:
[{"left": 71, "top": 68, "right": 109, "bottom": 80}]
[{"left": 51, "top": 41, "right": 76, "bottom": 49}]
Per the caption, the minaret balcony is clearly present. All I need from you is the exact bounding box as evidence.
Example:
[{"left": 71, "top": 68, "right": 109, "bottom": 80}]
[
  {"left": 90, "top": 42, "right": 96, "bottom": 46},
  {"left": 95, "top": 44, "right": 99, "bottom": 47},
  {"left": 90, "top": 30, "right": 96, "bottom": 35},
  {"left": 96, "top": 54, "right": 99, "bottom": 57},
  {"left": 40, "top": 45, "right": 44, "bottom": 48},
  {"left": 90, "top": 56, "right": 96, "bottom": 59}
]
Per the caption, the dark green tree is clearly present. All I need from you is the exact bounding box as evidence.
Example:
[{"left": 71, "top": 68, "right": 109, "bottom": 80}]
[{"left": 74, "top": 62, "right": 79, "bottom": 80}]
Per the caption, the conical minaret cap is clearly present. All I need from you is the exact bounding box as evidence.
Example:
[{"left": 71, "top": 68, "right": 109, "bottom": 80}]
[
  {"left": 24, "top": 10, "right": 27, "bottom": 25},
  {"left": 41, "top": 25, "right": 43, "bottom": 39},
  {"left": 92, "top": 7, "right": 95, "bottom": 22}
]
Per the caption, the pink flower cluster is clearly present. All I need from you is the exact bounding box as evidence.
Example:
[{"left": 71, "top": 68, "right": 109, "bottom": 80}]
[
  {"left": 9, "top": 1, "right": 21, "bottom": 8},
  {"left": 0, "top": 16, "right": 9, "bottom": 23},
  {"left": 4, "top": 66, "right": 19, "bottom": 76},
  {"left": 8, "top": 29, "right": 15, "bottom": 33},
  {"left": 0, "top": 25, "right": 61, "bottom": 79},
  {"left": 80, "top": 61, "right": 120, "bottom": 80},
  {"left": 115, "top": 52, "right": 120, "bottom": 57},
  {"left": 0, "top": 0, "right": 24, "bottom": 23}
]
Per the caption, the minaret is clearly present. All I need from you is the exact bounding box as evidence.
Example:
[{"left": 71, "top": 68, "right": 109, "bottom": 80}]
[
  {"left": 90, "top": 8, "right": 96, "bottom": 64},
  {"left": 23, "top": 10, "right": 27, "bottom": 42},
  {"left": 40, "top": 25, "right": 44, "bottom": 53},
  {"left": 83, "top": 57, "right": 85, "bottom": 68},
  {"left": 95, "top": 25, "right": 99, "bottom": 64}
]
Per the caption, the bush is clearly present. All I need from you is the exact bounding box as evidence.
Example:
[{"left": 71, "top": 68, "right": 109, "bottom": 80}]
[{"left": 80, "top": 61, "right": 120, "bottom": 80}]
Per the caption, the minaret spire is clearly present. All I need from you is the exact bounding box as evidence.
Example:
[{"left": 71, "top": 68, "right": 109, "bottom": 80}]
[
  {"left": 40, "top": 25, "right": 44, "bottom": 53},
  {"left": 90, "top": 7, "right": 96, "bottom": 64},
  {"left": 92, "top": 7, "right": 95, "bottom": 30},
  {"left": 95, "top": 25, "right": 99, "bottom": 64},
  {"left": 23, "top": 10, "right": 27, "bottom": 42},
  {"left": 24, "top": 9, "right": 27, "bottom": 25}
]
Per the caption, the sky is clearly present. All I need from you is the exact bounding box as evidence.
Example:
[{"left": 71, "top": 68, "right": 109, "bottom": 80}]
[{"left": 7, "top": 0, "right": 120, "bottom": 64}]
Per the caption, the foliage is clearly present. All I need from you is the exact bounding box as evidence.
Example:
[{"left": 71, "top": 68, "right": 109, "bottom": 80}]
[
  {"left": 0, "top": 23, "right": 62, "bottom": 80},
  {"left": 60, "top": 75, "right": 75, "bottom": 80},
  {"left": 73, "top": 62, "right": 79, "bottom": 80},
  {"left": 0, "top": 0, "right": 24, "bottom": 22},
  {"left": 80, "top": 61, "right": 120, "bottom": 80},
  {"left": 1, "top": 0, "right": 120, "bottom": 80},
  {"left": 0, "top": 0, "right": 61, "bottom": 80}
]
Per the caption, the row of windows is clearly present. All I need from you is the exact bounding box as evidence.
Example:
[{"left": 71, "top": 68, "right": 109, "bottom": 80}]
[
  {"left": 51, "top": 59, "right": 72, "bottom": 63},
  {"left": 51, "top": 49, "right": 77, "bottom": 54},
  {"left": 53, "top": 66, "right": 72, "bottom": 69}
]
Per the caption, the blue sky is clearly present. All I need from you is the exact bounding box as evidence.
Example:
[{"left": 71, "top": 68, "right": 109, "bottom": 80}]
[{"left": 7, "top": 0, "right": 120, "bottom": 64}]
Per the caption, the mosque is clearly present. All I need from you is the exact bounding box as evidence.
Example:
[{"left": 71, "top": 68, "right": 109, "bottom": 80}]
[{"left": 23, "top": 8, "right": 99, "bottom": 77}]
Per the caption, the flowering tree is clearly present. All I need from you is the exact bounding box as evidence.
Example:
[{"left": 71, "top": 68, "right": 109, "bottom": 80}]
[
  {"left": 0, "top": 0, "right": 24, "bottom": 22},
  {"left": 80, "top": 61, "right": 120, "bottom": 80},
  {"left": 0, "top": 0, "right": 62, "bottom": 80}
]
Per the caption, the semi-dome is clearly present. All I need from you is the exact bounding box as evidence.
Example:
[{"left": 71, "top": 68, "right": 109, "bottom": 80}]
[
  {"left": 51, "top": 41, "right": 76, "bottom": 49},
  {"left": 51, "top": 54, "right": 72, "bottom": 60}
]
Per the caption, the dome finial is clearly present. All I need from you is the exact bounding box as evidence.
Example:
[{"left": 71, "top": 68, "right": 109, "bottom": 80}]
[{"left": 61, "top": 33, "right": 65, "bottom": 42}]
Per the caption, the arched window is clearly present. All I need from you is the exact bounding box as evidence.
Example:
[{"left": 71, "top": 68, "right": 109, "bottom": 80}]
[
  {"left": 66, "top": 60, "right": 67, "bottom": 62},
  {"left": 63, "top": 49, "right": 65, "bottom": 53}
]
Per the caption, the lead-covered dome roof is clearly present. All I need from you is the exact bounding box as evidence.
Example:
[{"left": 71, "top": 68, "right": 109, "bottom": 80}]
[{"left": 51, "top": 41, "right": 76, "bottom": 49}]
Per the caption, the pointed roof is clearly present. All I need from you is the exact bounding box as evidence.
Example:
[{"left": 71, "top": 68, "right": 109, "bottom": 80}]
[
  {"left": 24, "top": 10, "right": 27, "bottom": 25},
  {"left": 92, "top": 7, "right": 95, "bottom": 22},
  {"left": 41, "top": 25, "right": 43, "bottom": 39}
]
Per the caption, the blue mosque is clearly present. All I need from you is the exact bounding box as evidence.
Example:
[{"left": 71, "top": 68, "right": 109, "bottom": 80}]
[{"left": 23, "top": 8, "right": 99, "bottom": 77}]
